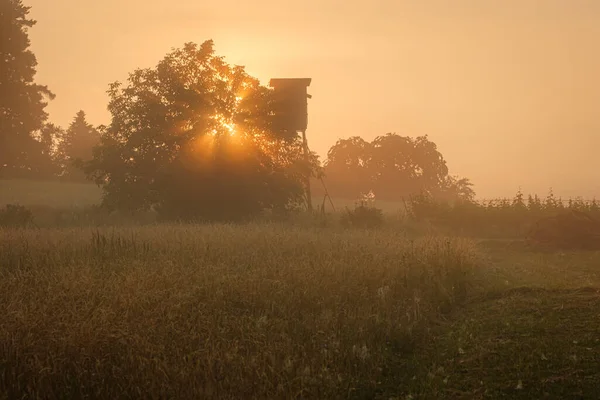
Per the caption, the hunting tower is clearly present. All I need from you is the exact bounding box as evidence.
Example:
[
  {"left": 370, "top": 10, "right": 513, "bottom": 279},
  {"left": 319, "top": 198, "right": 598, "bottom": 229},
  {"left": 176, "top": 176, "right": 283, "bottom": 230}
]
[{"left": 269, "top": 78, "right": 313, "bottom": 210}]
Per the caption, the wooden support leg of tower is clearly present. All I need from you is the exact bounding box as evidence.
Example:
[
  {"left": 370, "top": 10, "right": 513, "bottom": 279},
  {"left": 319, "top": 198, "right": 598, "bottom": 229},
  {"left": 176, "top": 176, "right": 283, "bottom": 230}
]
[
  {"left": 320, "top": 176, "right": 336, "bottom": 212},
  {"left": 301, "top": 130, "right": 313, "bottom": 212}
]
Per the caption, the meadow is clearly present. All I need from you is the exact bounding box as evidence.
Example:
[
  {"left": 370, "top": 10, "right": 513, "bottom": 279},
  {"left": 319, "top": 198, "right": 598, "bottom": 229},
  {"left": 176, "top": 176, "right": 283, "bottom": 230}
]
[
  {"left": 1, "top": 179, "right": 600, "bottom": 399},
  {"left": 1, "top": 224, "right": 481, "bottom": 399}
]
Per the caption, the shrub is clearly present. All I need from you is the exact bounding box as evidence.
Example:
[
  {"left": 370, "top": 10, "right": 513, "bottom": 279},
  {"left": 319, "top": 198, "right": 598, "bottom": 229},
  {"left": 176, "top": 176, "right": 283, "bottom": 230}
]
[
  {"left": 341, "top": 200, "right": 384, "bottom": 228},
  {"left": 407, "top": 190, "right": 600, "bottom": 239}
]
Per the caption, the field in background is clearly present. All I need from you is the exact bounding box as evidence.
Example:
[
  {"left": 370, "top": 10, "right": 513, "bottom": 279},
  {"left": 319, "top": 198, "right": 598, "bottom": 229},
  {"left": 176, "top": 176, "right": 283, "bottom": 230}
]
[
  {"left": 315, "top": 195, "right": 408, "bottom": 214},
  {"left": 0, "top": 179, "right": 102, "bottom": 208},
  {"left": 0, "top": 179, "right": 408, "bottom": 213}
]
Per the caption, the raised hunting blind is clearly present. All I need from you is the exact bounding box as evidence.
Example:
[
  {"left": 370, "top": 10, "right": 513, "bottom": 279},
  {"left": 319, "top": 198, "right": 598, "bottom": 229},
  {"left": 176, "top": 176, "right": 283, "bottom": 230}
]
[
  {"left": 269, "top": 78, "right": 314, "bottom": 210},
  {"left": 269, "top": 78, "right": 312, "bottom": 136}
]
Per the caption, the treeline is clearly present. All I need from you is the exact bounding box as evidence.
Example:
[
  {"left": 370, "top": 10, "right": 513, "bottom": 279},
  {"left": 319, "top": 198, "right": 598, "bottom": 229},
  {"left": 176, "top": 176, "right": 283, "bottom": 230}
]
[
  {"left": 0, "top": 1, "right": 99, "bottom": 182},
  {"left": 27, "top": 111, "right": 100, "bottom": 182},
  {"left": 2, "top": 109, "right": 100, "bottom": 183},
  {"left": 2, "top": 1, "right": 477, "bottom": 222}
]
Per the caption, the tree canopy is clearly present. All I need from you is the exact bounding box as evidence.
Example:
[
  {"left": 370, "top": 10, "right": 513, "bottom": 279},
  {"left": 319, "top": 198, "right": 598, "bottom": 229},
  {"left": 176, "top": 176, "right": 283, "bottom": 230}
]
[
  {"left": 0, "top": 0, "right": 55, "bottom": 178},
  {"left": 84, "top": 40, "right": 317, "bottom": 221},
  {"left": 34, "top": 122, "right": 63, "bottom": 178},
  {"left": 58, "top": 110, "right": 100, "bottom": 181},
  {"left": 322, "top": 133, "right": 474, "bottom": 202}
]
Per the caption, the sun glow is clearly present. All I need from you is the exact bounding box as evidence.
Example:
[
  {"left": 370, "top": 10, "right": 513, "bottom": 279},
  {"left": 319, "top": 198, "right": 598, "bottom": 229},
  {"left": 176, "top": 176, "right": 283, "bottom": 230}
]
[
  {"left": 223, "top": 122, "right": 236, "bottom": 136},
  {"left": 209, "top": 114, "right": 238, "bottom": 137},
  {"left": 207, "top": 92, "right": 245, "bottom": 137}
]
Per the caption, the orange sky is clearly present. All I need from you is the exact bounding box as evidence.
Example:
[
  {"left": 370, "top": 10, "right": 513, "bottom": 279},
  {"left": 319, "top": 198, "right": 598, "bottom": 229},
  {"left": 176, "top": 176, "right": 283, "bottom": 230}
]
[{"left": 27, "top": 0, "right": 600, "bottom": 199}]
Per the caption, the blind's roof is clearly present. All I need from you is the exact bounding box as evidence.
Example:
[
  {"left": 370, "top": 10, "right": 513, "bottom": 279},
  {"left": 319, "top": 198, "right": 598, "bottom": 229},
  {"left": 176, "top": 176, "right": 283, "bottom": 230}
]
[{"left": 269, "top": 78, "right": 312, "bottom": 89}]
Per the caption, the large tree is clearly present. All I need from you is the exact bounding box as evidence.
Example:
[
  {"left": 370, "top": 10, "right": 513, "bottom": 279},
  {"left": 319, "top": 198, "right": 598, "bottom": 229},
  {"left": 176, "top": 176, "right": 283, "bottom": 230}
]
[
  {"left": 322, "top": 133, "right": 475, "bottom": 202},
  {"left": 58, "top": 110, "right": 100, "bottom": 181},
  {"left": 85, "top": 40, "right": 314, "bottom": 221},
  {"left": 0, "top": 0, "right": 55, "bottom": 178}
]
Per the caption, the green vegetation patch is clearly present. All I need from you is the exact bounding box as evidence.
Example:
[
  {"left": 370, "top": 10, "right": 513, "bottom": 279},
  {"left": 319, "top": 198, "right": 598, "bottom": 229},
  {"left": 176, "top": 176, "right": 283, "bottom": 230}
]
[{"left": 397, "top": 288, "right": 600, "bottom": 399}]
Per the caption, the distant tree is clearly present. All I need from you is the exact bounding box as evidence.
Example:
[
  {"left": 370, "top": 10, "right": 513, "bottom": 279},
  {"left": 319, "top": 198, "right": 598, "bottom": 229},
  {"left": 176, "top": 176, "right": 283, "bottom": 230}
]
[
  {"left": 57, "top": 110, "right": 99, "bottom": 181},
  {"left": 0, "top": 0, "right": 55, "bottom": 178},
  {"left": 323, "top": 133, "right": 474, "bottom": 202},
  {"left": 84, "top": 40, "right": 315, "bottom": 221},
  {"left": 32, "top": 122, "right": 64, "bottom": 178},
  {"left": 435, "top": 175, "right": 476, "bottom": 203},
  {"left": 369, "top": 134, "right": 450, "bottom": 200},
  {"left": 321, "top": 136, "right": 372, "bottom": 199}
]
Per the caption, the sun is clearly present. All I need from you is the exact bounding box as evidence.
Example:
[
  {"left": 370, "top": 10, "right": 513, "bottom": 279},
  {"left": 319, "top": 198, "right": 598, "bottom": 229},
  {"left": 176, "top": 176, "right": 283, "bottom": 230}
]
[
  {"left": 209, "top": 115, "right": 237, "bottom": 137},
  {"left": 208, "top": 93, "right": 245, "bottom": 137},
  {"left": 222, "top": 122, "right": 236, "bottom": 136}
]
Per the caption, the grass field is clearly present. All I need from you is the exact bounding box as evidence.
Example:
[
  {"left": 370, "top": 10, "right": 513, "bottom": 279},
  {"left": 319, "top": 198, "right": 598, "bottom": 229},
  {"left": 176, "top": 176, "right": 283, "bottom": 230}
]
[
  {"left": 0, "top": 224, "right": 479, "bottom": 399},
  {"left": 395, "top": 240, "right": 600, "bottom": 398},
  {"left": 1, "top": 224, "right": 599, "bottom": 398},
  {"left": 2, "top": 180, "right": 600, "bottom": 398}
]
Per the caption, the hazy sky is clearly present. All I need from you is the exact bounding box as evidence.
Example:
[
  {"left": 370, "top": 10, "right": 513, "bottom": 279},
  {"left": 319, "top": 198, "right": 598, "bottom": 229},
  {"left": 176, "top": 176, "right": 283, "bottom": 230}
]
[{"left": 27, "top": 0, "right": 600, "bottom": 199}]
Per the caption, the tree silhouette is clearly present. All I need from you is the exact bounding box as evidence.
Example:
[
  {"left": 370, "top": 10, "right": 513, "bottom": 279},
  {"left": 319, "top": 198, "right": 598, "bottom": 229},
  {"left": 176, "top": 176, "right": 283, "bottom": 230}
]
[
  {"left": 58, "top": 110, "right": 99, "bottom": 181},
  {"left": 84, "top": 40, "right": 315, "bottom": 221},
  {"left": 369, "top": 134, "right": 449, "bottom": 200},
  {"left": 323, "top": 133, "right": 474, "bottom": 202},
  {"left": 0, "top": 0, "right": 55, "bottom": 178},
  {"left": 437, "top": 175, "right": 475, "bottom": 202},
  {"left": 33, "top": 122, "right": 63, "bottom": 178},
  {"left": 322, "top": 136, "right": 373, "bottom": 199}
]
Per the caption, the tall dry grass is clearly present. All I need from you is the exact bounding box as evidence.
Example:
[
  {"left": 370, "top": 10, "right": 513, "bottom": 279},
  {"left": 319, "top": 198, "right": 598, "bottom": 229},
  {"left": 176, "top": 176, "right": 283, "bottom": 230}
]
[{"left": 0, "top": 224, "right": 481, "bottom": 399}]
